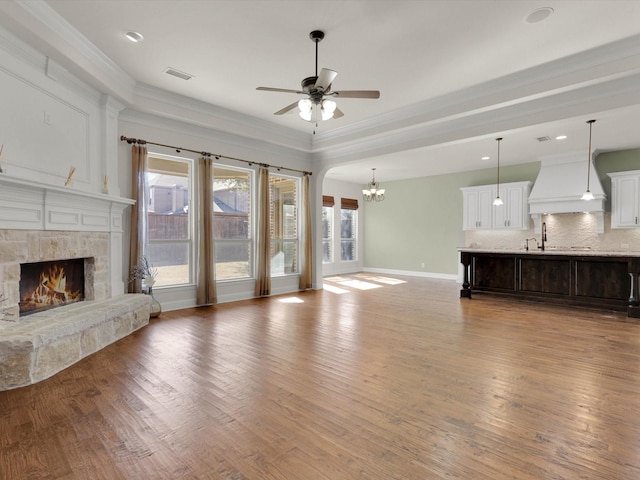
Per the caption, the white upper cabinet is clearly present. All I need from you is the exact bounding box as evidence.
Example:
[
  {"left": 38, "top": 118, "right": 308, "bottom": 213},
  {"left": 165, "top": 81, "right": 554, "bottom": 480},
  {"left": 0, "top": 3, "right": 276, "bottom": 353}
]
[
  {"left": 609, "top": 171, "right": 640, "bottom": 228},
  {"left": 493, "top": 183, "right": 531, "bottom": 229},
  {"left": 461, "top": 181, "right": 531, "bottom": 231},
  {"left": 462, "top": 187, "right": 493, "bottom": 230}
]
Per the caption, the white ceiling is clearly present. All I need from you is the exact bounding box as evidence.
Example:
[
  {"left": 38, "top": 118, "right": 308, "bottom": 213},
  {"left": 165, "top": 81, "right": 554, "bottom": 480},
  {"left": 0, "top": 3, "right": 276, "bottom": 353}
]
[{"left": 2, "top": 0, "right": 640, "bottom": 186}]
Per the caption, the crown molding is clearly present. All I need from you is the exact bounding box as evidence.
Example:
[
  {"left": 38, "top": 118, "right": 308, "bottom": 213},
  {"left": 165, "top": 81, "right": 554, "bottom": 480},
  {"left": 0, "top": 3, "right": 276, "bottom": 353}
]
[
  {"left": 0, "top": 0, "right": 136, "bottom": 103},
  {"left": 131, "top": 83, "right": 312, "bottom": 154},
  {"left": 0, "top": 25, "right": 106, "bottom": 106},
  {"left": 4, "top": 1, "right": 640, "bottom": 175},
  {"left": 312, "top": 70, "right": 640, "bottom": 169},
  {"left": 311, "top": 33, "right": 640, "bottom": 153},
  {"left": 119, "top": 109, "right": 312, "bottom": 168}
]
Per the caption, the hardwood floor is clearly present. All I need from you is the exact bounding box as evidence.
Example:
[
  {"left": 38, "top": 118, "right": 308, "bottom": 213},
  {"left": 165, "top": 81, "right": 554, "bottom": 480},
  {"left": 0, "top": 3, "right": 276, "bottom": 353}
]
[{"left": 2, "top": 273, "right": 640, "bottom": 479}]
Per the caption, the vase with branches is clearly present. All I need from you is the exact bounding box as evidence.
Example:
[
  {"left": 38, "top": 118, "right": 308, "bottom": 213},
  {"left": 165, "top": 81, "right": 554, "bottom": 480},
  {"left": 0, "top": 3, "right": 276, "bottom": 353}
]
[
  {"left": 129, "top": 256, "right": 158, "bottom": 288},
  {"left": 129, "top": 257, "right": 161, "bottom": 317}
]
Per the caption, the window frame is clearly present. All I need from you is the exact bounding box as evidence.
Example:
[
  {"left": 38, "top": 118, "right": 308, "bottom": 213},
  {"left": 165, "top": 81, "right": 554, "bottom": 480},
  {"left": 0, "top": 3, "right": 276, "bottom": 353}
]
[
  {"left": 212, "top": 164, "right": 254, "bottom": 282},
  {"left": 268, "top": 172, "right": 301, "bottom": 276},
  {"left": 145, "top": 153, "right": 195, "bottom": 288},
  {"left": 322, "top": 205, "right": 334, "bottom": 264},
  {"left": 340, "top": 198, "right": 358, "bottom": 263}
]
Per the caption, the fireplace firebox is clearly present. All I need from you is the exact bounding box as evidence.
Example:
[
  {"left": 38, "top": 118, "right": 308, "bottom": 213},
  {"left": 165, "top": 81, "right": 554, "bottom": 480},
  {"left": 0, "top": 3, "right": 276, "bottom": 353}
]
[{"left": 19, "top": 259, "right": 86, "bottom": 316}]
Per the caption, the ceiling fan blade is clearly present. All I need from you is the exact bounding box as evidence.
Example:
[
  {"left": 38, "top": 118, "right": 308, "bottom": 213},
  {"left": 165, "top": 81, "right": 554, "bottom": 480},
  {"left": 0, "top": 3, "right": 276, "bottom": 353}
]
[
  {"left": 257, "top": 87, "right": 303, "bottom": 94},
  {"left": 333, "top": 107, "right": 344, "bottom": 119},
  {"left": 315, "top": 68, "right": 338, "bottom": 91},
  {"left": 274, "top": 101, "right": 299, "bottom": 115},
  {"left": 333, "top": 90, "right": 380, "bottom": 99}
]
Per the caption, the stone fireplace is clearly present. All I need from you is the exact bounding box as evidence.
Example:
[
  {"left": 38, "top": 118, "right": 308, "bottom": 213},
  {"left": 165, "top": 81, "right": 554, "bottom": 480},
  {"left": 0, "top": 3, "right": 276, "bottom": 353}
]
[
  {"left": 19, "top": 258, "right": 88, "bottom": 316},
  {"left": 0, "top": 229, "right": 110, "bottom": 322},
  {"left": 0, "top": 176, "right": 150, "bottom": 390}
]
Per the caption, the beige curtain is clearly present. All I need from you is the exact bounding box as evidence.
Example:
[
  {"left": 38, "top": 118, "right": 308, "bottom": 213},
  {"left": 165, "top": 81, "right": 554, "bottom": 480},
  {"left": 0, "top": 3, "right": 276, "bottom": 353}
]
[
  {"left": 197, "top": 156, "right": 217, "bottom": 305},
  {"left": 298, "top": 174, "right": 312, "bottom": 290},
  {"left": 128, "top": 144, "right": 147, "bottom": 294},
  {"left": 255, "top": 167, "right": 271, "bottom": 297}
]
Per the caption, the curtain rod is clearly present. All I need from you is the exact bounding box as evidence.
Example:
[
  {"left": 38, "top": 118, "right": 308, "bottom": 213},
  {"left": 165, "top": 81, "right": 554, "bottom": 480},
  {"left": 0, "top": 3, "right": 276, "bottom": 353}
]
[{"left": 119, "top": 136, "right": 312, "bottom": 176}]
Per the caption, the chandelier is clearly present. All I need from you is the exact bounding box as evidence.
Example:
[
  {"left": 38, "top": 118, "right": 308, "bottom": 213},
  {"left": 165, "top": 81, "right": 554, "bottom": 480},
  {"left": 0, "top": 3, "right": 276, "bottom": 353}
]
[{"left": 362, "top": 168, "right": 385, "bottom": 202}]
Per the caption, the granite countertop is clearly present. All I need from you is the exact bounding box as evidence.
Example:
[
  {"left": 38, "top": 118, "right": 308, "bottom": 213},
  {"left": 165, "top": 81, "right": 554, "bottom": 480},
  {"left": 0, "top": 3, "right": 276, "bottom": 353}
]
[{"left": 458, "top": 247, "right": 640, "bottom": 257}]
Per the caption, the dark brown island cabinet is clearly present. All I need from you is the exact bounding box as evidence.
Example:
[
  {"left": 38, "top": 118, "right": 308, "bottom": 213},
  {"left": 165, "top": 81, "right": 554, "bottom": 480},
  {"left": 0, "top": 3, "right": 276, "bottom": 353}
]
[{"left": 459, "top": 249, "right": 640, "bottom": 318}]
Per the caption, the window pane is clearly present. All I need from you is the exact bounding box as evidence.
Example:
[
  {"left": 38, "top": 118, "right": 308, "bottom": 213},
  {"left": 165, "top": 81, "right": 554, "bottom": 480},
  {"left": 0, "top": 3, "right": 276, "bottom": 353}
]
[
  {"left": 269, "top": 175, "right": 298, "bottom": 274},
  {"left": 146, "top": 157, "right": 192, "bottom": 286},
  {"left": 215, "top": 240, "right": 252, "bottom": 280},
  {"left": 147, "top": 242, "right": 190, "bottom": 286},
  {"left": 322, "top": 206, "right": 333, "bottom": 263},
  {"left": 340, "top": 209, "right": 357, "bottom": 262},
  {"left": 213, "top": 167, "right": 252, "bottom": 280}
]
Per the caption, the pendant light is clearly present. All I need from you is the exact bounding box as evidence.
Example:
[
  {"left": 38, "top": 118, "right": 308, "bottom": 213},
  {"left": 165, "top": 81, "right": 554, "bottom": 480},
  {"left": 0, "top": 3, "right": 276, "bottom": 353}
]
[
  {"left": 581, "top": 119, "right": 596, "bottom": 201},
  {"left": 493, "top": 137, "right": 504, "bottom": 206}
]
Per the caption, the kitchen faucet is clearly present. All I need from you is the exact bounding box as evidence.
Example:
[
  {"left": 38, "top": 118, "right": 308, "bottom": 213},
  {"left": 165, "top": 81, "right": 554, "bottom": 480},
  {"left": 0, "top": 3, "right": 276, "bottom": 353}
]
[
  {"left": 538, "top": 222, "right": 547, "bottom": 251},
  {"left": 524, "top": 238, "right": 538, "bottom": 251}
]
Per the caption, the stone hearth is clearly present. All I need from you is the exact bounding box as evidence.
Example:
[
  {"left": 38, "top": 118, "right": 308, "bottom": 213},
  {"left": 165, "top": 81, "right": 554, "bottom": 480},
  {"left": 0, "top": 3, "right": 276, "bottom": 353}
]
[{"left": 0, "top": 295, "right": 150, "bottom": 390}]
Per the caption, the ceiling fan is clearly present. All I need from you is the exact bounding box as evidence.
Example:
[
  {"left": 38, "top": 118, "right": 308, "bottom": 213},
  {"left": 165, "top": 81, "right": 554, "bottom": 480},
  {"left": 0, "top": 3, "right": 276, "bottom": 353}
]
[{"left": 256, "top": 30, "right": 380, "bottom": 123}]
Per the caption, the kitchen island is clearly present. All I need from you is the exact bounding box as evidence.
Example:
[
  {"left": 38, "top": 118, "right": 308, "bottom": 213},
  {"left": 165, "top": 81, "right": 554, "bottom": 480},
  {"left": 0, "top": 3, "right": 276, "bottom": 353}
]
[{"left": 459, "top": 248, "right": 640, "bottom": 317}]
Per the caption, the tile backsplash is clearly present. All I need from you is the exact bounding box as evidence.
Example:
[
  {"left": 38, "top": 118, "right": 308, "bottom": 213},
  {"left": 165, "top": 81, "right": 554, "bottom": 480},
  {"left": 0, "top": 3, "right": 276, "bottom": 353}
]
[{"left": 465, "top": 212, "right": 640, "bottom": 252}]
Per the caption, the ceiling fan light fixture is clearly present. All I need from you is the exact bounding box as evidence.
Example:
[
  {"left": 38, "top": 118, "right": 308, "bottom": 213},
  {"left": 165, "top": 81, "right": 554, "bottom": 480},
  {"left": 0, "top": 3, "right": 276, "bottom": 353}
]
[
  {"left": 298, "top": 99, "right": 312, "bottom": 121},
  {"left": 321, "top": 99, "right": 336, "bottom": 120}
]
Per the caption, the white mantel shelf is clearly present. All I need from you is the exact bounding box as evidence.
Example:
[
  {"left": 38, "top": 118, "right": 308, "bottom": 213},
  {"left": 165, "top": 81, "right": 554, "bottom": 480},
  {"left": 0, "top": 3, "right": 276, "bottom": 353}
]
[{"left": 0, "top": 174, "right": 134, "bottom": 232}]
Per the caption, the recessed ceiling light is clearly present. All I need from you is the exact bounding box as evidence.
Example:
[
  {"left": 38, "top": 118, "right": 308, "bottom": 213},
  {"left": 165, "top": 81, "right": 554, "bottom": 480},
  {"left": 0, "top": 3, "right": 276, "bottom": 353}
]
[
  {"left": 125, "top": 31, "right": 144, "bottom": 43},
  {"left": 481, "top": 156, "right": 490, "bottom": 161},
  {"left": 525, "top": 7, "right": 554, "bottom": 24},
  {"left": 555, "top": 135, "right": 567, "bottom": 140}
]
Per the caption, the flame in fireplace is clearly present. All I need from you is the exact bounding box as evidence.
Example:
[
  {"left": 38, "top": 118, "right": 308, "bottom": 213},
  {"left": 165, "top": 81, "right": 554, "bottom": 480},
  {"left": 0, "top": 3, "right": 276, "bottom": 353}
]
[{"left": 22, "top": 265, "right": 83, "bottom": 311}]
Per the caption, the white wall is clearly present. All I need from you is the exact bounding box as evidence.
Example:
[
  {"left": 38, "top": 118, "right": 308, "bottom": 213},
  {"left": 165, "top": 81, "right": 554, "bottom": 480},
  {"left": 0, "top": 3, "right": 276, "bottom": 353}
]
[{"left": 0, "top": 27, "right": 118, "bottom": 197}]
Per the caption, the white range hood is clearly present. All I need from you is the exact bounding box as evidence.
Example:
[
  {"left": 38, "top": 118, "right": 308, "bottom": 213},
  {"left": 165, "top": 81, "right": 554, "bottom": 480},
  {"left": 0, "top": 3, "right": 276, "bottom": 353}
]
[{"left": 528, "top": 152, "right": 606, "bottom": 233}]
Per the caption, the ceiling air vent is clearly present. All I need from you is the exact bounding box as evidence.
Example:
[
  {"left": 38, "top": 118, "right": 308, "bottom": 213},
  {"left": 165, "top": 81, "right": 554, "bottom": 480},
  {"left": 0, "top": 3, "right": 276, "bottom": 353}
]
[
  {"left": 164, "top": 67, "right": 193, "bottom": 81},
  {"left": 536, "top": 136, "right": 551, "bottom": 142}
]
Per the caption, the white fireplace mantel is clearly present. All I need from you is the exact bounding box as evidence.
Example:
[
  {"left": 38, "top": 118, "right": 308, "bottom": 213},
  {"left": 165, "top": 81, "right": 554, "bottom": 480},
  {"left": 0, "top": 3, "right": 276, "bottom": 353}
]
[
  {"left": 0, "top": 175, "right": 134, "bottom": 231},
  {"left": 0, "top": 174, "right": 135, "bottom": 296}
]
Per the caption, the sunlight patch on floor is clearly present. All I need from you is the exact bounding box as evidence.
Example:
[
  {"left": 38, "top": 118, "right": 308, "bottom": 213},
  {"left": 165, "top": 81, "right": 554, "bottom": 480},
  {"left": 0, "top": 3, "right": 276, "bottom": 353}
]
[
  {"left": 324, "top": 276, "right": 350, "bottom": 282},
  {"left": 323, "top": 284, "right": 350, "bottom": 294},
  {"left": 278, "top": 296, "right": 304, "bottom": 303},
  {"left": 335, "top": 279, "right": 382, "bottom": 290},
  {"left": 324, "top": 273, "right": 406, "bottom": 292},
  {"left": 354, "top": 274, "right": 407, "bottom": 285}
]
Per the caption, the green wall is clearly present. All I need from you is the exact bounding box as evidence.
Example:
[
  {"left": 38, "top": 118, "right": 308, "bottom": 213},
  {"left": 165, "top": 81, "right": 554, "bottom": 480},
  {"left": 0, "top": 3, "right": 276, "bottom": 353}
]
[{"left": 363, "top": 149, "right": 640, "bottom": 276}]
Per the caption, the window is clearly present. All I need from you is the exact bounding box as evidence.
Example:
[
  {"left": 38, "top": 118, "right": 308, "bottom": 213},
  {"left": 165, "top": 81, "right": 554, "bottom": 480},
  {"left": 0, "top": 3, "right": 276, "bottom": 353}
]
[
  {"left": 146, "top": 156, "right": 193, "bottom": 287},
  {"left": 340, "top": 198, "right": 358, "bottom": 262},
  {"left": 213, "top": 166, "right": 252, "bottom": 280},
  {"left": 269, "top": 174, "right": 299, "bottom": 275},
  {"left": 322, "top": 196, "right": 334, "bottom": 263}
]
